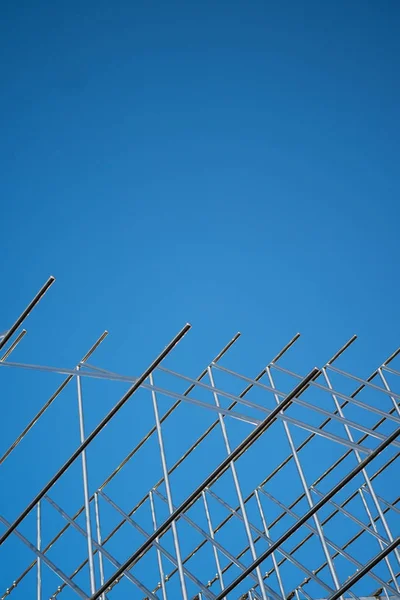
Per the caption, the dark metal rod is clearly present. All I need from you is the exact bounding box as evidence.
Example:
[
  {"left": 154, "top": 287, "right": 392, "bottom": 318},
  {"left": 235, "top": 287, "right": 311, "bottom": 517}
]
[
  {"left": 0, "top": 276, "right": 55, "bottom": 351},
  {"left": 0, "top": 329, "right": 27, "bottom": 361},
  {"left": 89, "top": 367, "right": 319, "bottom": 600},
  {"left": 211, "top": 423, "right": 400, "bottom": 600},
  {"left": 0, "top": 323, "right": 191, "bottom": 546},
  {"left": 328, "top": 538, "right": 400, "bottom": 600}
]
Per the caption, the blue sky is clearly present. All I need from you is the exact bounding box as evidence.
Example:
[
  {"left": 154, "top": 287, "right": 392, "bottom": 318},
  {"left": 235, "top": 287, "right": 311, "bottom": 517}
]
[{"left": 1, "top": 1, "right": 400, "bottom": 598}]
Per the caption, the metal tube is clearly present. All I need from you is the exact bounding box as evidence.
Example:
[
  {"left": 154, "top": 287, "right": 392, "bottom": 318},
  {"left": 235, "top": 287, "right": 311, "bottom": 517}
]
[
  {"left": 0, "top": 276, "right": 55, "bottom": 351},
  {"left": 93, "top": 493, "right": 105, "bottom": 600},
  {"left": 0, "top": 329, "right": 26, "bottom": 361},
  {"left": 88, "top": 368, "right": 319, "bottom": 600},
  {"left": 0, "top": 323, "right": 191, "bottom": 546},
  {"left": 201, "top": 491, "right": 225, "bottom": 594},
  {"left": 37, "top": 502, "right": 41, "bottom": 600},
  {"left": 253, "top": 490, "right": 285, "bottom": 600},
  {"left": 149, "top": 491, "right": 168, "bottom": 600},
  {"left": 76, "top": 366, "right": 96, "bottom": 594},
  {"left": 211, "top": 423, "right": 400, "bottom": 600},
  {"left": 149, "top": 372, "right": 188, "bottom": 600}
]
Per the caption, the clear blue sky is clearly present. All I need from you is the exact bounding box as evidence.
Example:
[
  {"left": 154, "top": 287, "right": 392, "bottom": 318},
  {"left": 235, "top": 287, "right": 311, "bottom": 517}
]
[{"left": 1, "top": 1, "right": 400, "bottom": 598}]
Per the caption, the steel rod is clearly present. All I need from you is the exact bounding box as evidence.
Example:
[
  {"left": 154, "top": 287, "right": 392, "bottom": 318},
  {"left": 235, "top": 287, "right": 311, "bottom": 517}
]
[
  {"left": 0, "top": 276, "right": 55, "bottom": 352},
  {"left": 37, "top": 502, "right": 41, "bottom": 600},
  {"left": 76, "top": 366, "right": 96, "bottom": 594},
  {"left": 149, "top": 372, "right": 189, "bottom": 600},
  {"left": 149, "top": 490, "right": 168, "bottom": 600},
  {"left": 0, "top": 329, "right": 26, "bottom": 361},
  {"left": 93, "top": 493, "right": 105, "bottom": 600}
]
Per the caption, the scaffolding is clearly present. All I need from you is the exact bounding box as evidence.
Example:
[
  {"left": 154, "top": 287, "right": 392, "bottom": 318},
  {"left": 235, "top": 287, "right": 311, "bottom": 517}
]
[{"left": 0, "top": 276, "right": 399, "bottom": 599}]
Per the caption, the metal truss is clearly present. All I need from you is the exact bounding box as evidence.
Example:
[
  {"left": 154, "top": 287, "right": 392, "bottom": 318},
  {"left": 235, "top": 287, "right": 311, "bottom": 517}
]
[{"left": 0, "top": 277, "right": 399, "bottom": 600}]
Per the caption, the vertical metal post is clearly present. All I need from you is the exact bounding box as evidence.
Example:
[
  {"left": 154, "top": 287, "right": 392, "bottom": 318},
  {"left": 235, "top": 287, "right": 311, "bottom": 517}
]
[
  {"left": 93, "top": 493, "right": 105, "bottom": 600},
  {"left": 149, "top": 490, "right": 168, "bottom": 600},
  {"left": 254, "top": 489, "right": 286, "bottom": 600},
  {"left": 357, "top": 489, "right": 392, "bottom": 600},
  {"left": 37, "top": 501, "right": 41, "bottom": 600},
  {"left": 207, "top": 366, "right": 269, "bottom": 600},
  {"left": 149, "top": 373, "right": 188, "bottom": 600},
  {"left": 201, "top": 490, "right": 225, "bottom": 594},
  {"left": 76, "top": 366, "right": 96, "bottom": 594},
  {"left": 266, "top": 366, "right": 342, "bottom": 596}
]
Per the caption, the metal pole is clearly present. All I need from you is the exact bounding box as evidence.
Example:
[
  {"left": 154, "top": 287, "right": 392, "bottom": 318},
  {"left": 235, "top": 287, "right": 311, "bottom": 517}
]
[
  {"left": 149, "top": 372, "right": 188, "bottom": 600},
  {"left": 202, "top": 491, "right": 225, "bottom": 595},
  {"left": 0, "top": 276, "right": 55, "bottom": 352},
  {"left": 93, "top": 493, "right": 105, "bottom": 600},
  {"left": 0, "top": 329, "right": 26, "bottom": 362},
  {"left": 149, "top": 491, "right": 168, "bottom": 600},
  {"left": 254, "top": 490, "right": 286, "bottom": 600},
  {"left": 76, "top": 366, "right": 96, "bottom": 594},
  {"left": 0, "top": 322, "right": 191, "bottom": 546},
  {"left": 37, "top": 502, "right": 41, "bottom": 600}
]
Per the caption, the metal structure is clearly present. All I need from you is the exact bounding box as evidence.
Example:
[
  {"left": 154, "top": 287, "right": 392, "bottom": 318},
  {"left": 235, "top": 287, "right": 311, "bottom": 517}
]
[{"left": 0, "top": 276, "right": 399, "bottom": 600}]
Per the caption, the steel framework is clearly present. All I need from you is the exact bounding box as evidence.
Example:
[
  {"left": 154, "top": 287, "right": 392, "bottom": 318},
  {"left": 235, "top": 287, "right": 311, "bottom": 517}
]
[{"left": 0, "top": 277, "right": 399, "bottom": 600}]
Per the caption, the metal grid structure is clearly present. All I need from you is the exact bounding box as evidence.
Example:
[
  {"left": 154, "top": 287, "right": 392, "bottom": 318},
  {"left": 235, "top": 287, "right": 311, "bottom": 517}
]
[{"left": 0, "top": 276, "right": 399, "bottom": 600}]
